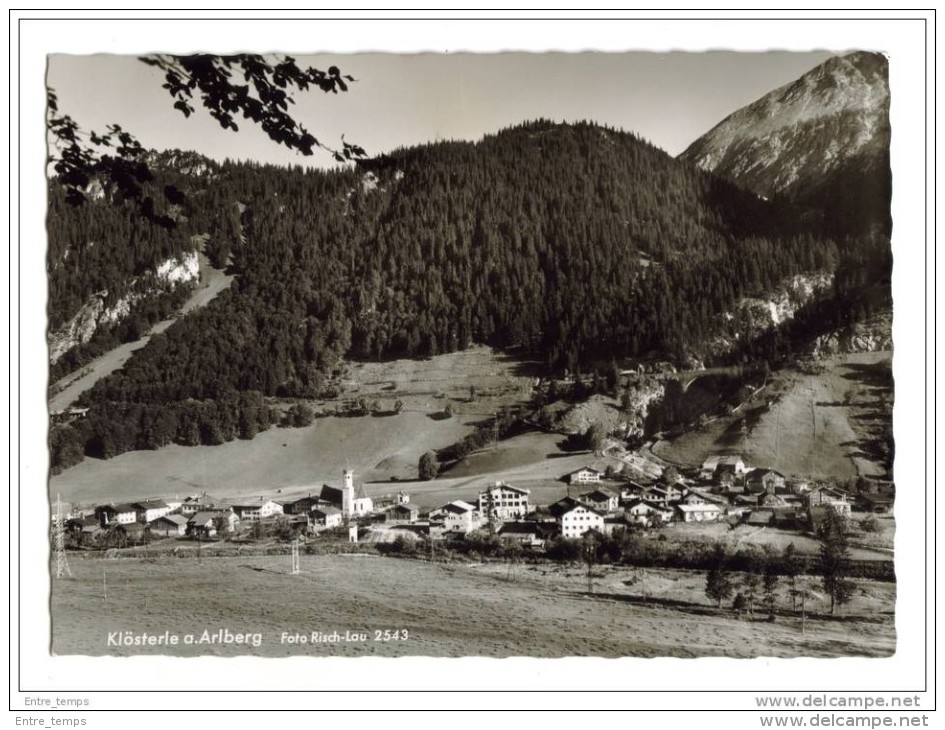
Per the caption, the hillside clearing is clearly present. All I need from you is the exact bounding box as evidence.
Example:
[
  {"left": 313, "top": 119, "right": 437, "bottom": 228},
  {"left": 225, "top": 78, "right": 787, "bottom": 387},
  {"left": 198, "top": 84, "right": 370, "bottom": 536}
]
[
  {"left": 51, "top": 345, "right": 547, "bottom": 506},
  {"left": 50, "top": 410, "right": 476, "bottom": 506},
  {"left": 652, "top": 352, "right": 892, "bottom": 480}
]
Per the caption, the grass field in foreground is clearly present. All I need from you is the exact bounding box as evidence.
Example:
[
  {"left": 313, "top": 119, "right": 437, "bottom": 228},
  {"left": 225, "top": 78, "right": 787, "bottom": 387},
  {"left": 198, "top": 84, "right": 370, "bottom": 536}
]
[{"left": 52, "top": 553, "right": 895, "bottom": 659}]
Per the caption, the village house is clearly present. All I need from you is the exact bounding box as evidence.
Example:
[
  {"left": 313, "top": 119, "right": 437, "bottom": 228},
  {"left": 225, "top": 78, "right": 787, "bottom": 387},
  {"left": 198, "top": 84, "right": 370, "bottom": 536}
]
[
  {"left": 746, "top": 468, "right": 787, "bottom": 494},
  {"left": 619, "top": 480, "right": 649, "bottom": 504},
  {"left": 149, "top": 514, "right": 189, "bottom": 537},
  {"left": 278, "top": 514, "right": 312, "bottom": 535},
  {"left": 733, "top": 493, "right": 760, "bottom": 508},
  {"left": 698, "top": 490, "right": 732, "bottom": 509},
  {"left": 674, "top": 502, "right": 724, "bottom": 523},
  {"left": 284, "top": 495, "right": 324, "bottom": 515},
  {"left": 805, "top": 486, "right": 852, "bottom": 517},
  {"left": 133, "top": 499, "right": 171, "bottom": 523},
  {"left": 705, "top": 455, "right": 749, "bottom": 487},
  {"left": 700, "top": 457, "right": 719, "bottom": 482},
  {"left": 497, "top": 520, "right": 550, "bottom": 548},
  {"left": 638, "top": 485, "right": 676, "bottom": 506},
  {"left": 701, "top": 454, "right": 747, "bottom": 480},
  {"left": 657, "top": 482, "right": 686, "bottom": 501},
  {"left": 372, "top": 490, "right": 411, "bottom": 512},
  {"left": 117, "top": 522, "right": 149, "bottom": 545},
  {"left": 384, "top": 503, "right": 420, "bottom": 525},
  {"left": 230, "top": 498, "right": 284, "bottom": 521},
  {"left": 676, "top": 489, "right": 710, "bottom": 505},
  {"left": 717, "top": 454, "right": 748, "bottom": 474},
  {"left": 787, "top": 479, "right": 812, "bottom": 495},
  {"left": 625, "top": 499, "right": 675, "bottom": 525},
  {"left": 187, "top": 510, "right": 239, "bottom": 538},
  {"left": 66, "top": 515, "right": 105, "bottom": 542},
  {"left": 478, "top": 482, "right": 530, "bottom": 522},
  {"left": 310, "top": 506, "right": 343, "bottom": 529},
  {"left": 578, "top": 487, "right": 619, "bottom": 514},
  {"left": 431, "top": 501, "right": 482, "bottom": 534},
  {"left": 179, "top": 494, "right": 221, "bottom": 516},
  {"left": 64, "top": 514, "right": 96, "bottom": 532},
  {"left": 567, "top": 466, "right": 604, "bottom": 485},
  {"left": 549, "top": 497, "right": 605, "bottom": 538},
  {"left": 758, "top": 492, "right": 792, "bottom": 509},
  {"left": 771, "top": 506, "right": 804, "bottom": 528},
  {"left": 602, "top": 514, "right": 633, "bottom": 535},
  {"left": 95, "top": 503, "right": 138, "bottom": 527}
]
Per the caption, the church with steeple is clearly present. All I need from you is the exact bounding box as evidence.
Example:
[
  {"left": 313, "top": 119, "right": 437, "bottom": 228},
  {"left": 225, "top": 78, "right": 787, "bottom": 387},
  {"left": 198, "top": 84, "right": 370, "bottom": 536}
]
[{"left": 319, "top": 469, "right": 373, "bottom": 518}]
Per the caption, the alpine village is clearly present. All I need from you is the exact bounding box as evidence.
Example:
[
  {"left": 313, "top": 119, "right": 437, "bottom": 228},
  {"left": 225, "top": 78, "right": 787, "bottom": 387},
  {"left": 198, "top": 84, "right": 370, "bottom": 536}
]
[{"left": 48, "top": 51, "right": 895, "bottom": 658}]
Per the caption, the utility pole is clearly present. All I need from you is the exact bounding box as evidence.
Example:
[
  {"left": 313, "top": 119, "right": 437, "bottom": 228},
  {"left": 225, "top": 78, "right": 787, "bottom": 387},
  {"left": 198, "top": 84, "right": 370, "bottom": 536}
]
[
  {"left": 290, "top": 538, "right": 300, "bottom": 574},
  {"left": 53, "top": 494, "right": 72, "bottom": 578},
  {"left": 800, "top": 576, "right": 807, "bottom": 636}
]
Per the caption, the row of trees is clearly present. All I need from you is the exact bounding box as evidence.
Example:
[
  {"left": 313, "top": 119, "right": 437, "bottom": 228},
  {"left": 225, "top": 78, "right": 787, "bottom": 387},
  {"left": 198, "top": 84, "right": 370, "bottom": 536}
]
[
  {"left": 49, "top": 390, "right": 275, "bottom": 474},
  {"left": 704, "top": 510, "right": 856, "bottom": 615}
]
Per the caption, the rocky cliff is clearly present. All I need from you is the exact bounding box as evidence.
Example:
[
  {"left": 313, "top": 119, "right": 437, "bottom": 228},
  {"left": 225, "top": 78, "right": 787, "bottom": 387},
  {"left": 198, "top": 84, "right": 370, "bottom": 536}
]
[
  {"left": 805, "top": 311, "right": 893, "bottom": 358},
  {"left": 48, "top": 251, "right": 200, "bottom": 363}
]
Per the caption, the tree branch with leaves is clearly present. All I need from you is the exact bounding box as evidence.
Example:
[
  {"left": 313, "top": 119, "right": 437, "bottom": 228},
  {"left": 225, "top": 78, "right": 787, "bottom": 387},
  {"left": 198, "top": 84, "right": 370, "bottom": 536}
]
[{"left": 47, "top": 53, "right": 366, "bottom": 221}]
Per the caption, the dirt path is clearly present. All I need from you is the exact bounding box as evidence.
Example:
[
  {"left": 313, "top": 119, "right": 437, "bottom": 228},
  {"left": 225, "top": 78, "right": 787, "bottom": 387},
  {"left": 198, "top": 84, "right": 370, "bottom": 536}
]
[{"left": 48, "top": 253, "right": 234, "bottom": 413}]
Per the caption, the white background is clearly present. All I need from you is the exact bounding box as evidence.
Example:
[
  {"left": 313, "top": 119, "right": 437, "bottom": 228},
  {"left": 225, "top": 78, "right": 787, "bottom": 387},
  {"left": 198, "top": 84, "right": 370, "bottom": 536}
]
[{"left": 9, "top": 9, "right": 936, "bottom": 716}]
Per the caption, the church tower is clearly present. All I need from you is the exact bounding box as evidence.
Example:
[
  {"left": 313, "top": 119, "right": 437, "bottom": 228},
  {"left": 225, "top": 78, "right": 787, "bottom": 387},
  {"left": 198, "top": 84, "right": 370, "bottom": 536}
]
[{"left": 342, "top": 469, "right": 355, "bottom": 517}]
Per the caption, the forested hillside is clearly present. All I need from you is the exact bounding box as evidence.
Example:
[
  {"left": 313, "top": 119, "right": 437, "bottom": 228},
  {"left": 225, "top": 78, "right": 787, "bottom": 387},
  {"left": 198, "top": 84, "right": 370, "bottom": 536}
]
[
  {"left": 46, "top": 150, "right": 228, "bottom": 380},
  {"left": 49, "top": 120, "right": 891, "bottom": 471}
]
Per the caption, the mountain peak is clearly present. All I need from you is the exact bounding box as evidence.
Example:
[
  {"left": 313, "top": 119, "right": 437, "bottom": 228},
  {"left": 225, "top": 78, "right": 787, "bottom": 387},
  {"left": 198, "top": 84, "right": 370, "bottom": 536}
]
[{"left": 679, "top": 51, "right": 889, "bottom": 202}]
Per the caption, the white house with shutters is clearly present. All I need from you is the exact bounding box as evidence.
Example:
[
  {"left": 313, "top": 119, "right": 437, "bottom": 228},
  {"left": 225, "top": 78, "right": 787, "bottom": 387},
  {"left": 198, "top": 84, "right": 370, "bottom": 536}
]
[
  {"left": 625, "top": 499, "right": 675, "bottom": 524},
  {"left": 674, "top": 502, "right": 724, "bottom": 523},
  {"left": 311, "top": 506, "right": 343, "bottom": 529},
  {"left": 95, "top": 503, "right": 139, "bottom": 527},
  {"left": 430, "top": 500, "right": 482, "bottom": 534},
  {"left": 230, "top": 499, "right": 284, "bottom": 521},
  {"left": 568, "top": 466, "right": 604, "bottom": 485},
  {"left": 478, "top": 482, "right": 530, "bottom": 521},
  {"left": 549, "top": 497, "right": 605, "bottom": 538},
  {"left": 578, "top": 487, "right": 619, "bottom": 513},
  {"left": 133, "top": 499, "right": 172, "bottom": 523}
]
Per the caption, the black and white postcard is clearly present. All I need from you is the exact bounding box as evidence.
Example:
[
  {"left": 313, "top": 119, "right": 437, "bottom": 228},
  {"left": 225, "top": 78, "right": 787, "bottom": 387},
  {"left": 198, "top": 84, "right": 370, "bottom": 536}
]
[{"left": 12, "top": 9, "right": 934, "bottom": 717}]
